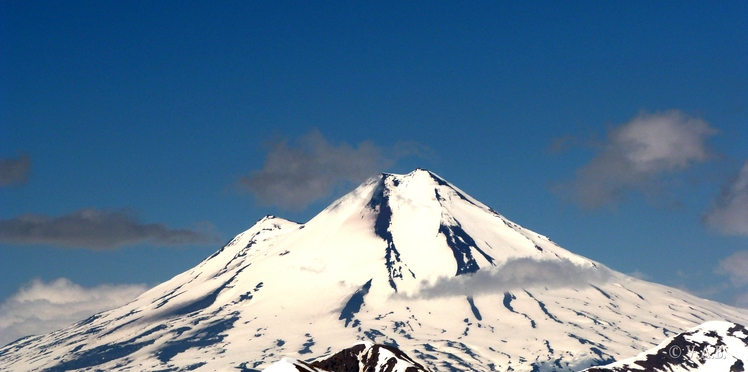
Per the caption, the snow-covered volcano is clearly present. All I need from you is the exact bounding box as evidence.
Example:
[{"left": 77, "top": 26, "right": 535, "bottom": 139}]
[{"left": 2, "top": 169, "right": 747, "bottom": 371}]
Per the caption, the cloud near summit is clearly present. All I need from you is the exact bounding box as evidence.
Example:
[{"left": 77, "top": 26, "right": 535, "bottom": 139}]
[
  {"left": 412, "top": 258, "right": 611, "bottom": 299},
  {"left": 238, "top": 131, "right": 424, "bottom": 209},
  {"left": 555, "top": 110, "right": 717, "bottom": 209}
]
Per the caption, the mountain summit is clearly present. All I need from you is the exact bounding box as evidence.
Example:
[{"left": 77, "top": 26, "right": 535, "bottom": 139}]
[{"left": 2, "top": 169, "right": 747, "bottom": 371}]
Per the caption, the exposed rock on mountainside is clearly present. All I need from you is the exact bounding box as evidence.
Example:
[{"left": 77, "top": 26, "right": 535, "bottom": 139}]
[
  {"left": 264, "top": 342, "right": 429, "bottom": 372},
  {"left": 584, "top": 321, "right": 748, "bottom": 372}
]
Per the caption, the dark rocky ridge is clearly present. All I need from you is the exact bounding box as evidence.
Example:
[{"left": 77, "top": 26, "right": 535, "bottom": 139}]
[{"left": 280, "top": 343, "right": 430, "bottom": 372}]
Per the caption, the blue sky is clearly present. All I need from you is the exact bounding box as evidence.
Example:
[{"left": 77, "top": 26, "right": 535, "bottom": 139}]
[{"left": 1, "top": 2, "right": 746, "bottom": 344}]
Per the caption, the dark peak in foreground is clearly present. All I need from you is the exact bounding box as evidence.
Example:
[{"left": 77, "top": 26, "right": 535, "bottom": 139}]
[
  {"left": 584, "top": 321, "right": 748, "bottom": 372},
  {"left": 268, "top": 322, "right": 748, "bottom": 372},
  {"left": 264, "top": 342, "right": 430, "bottom": 372}
]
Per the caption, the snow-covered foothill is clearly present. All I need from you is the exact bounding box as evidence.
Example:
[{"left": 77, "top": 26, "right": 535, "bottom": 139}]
[{"left": 584, "top": 320, "right": 748, "bottom": 372}]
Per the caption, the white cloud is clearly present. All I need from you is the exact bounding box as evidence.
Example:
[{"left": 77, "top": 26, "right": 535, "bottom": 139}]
[
  {"left": 411, "top": 258, "right": 611, "bottom": 299},
  {"left": 614, "top": 112, "right": 715, "bottom": 172},
  {"left": 556, "top": 110, "right": 717, "bottom": 208},
  {"left": 703, "top": 162, "right": 748, "bottom": 236},
  {"left": 716, "top": 250, "right": 748, "bottom": 287},
  {"left": 238, "top": 131, "right": 425, "bottom": 209},
  {"left": 0, "top": 278, "right": 148, "bottom": 346},
  {"left": 628, "top": 270, "right": 652, "bottom": 280}
]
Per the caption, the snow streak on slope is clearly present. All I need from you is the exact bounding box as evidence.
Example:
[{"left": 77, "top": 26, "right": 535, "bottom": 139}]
[{"left": 1, "top": 169, "right": 748, "bottom": 372}]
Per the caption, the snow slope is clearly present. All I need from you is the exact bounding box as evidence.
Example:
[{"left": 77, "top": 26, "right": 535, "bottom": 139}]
[{"left": 1, "top": 169, "right": 747, "bottom": 372}]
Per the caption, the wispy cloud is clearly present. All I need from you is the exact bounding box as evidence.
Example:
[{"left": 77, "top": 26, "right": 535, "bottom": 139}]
[
  {"left": 0, "top": 278, "right": 148, "bottom": 346},
  {"left": 703, "top": 162, "right": 748, "bottom": 236},
  {"left": 735, "top": 292, "right": 748, "bottom": 309},
  {"left": 627, "top": 270, "right": 652, "bottom": 281},
  {"left": 0, "top": 155, "right": 30, "bottom": 187},
  {"left": 411, "top": 258, "right": 610, "bottom": 299},
  {"left": 555, "top": 110, "right": 717, "bottom": 209},
  {"left": 0, "top": 208, "right": 215, "bottom": 250},
  {"left": 716, "top": 250, "right": 748, "bottom": 287},
  {"left": 714, "top": 250, "right": 748, "bottom": 309},
  {"left": 238, "top": 130, "right": 425, "bottom": 209}
]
